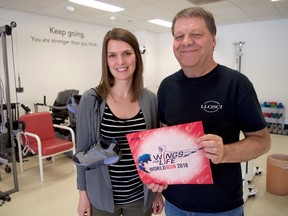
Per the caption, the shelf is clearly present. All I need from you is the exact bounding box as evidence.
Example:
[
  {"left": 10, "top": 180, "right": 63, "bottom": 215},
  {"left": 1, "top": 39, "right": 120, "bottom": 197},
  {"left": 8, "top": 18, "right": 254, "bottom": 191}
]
[{"left": 261, "top": 102, "right": 286, "bottom": 133}]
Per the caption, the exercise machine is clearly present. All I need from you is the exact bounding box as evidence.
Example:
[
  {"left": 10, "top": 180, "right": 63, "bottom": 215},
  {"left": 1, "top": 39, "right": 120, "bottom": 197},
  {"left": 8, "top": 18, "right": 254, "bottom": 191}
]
[{"left": 0, "top": 22, "right": 19, "bottom": 201}]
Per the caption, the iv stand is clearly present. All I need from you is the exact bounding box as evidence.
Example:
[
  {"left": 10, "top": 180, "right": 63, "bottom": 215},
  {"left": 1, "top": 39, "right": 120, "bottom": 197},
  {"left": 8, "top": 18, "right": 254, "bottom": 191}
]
[
  {"left": 0, "top": 24, "right": 19, "bottom": 194},
  {"left": 233, "top": 41, "right": 245, "bottom": 72}
]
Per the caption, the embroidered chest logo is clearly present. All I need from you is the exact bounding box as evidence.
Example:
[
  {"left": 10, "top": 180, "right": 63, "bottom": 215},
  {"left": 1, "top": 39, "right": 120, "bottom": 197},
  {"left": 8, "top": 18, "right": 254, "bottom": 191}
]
[{"left": 201, "top": 100, "right": 223, "bottom": 113}]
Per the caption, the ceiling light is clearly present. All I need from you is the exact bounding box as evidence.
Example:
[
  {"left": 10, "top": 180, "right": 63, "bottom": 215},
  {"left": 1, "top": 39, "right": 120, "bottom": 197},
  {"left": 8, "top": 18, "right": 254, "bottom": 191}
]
[
  {"left": 148, "top": 19, "right": 172, "bottom": 28},
  {"left": 110, "top": 16, "right": 116, "bottom": 20},
  {"left": 66, "top": 6, "right": 75, "bottom": 12},
  {"left": 68, "top": 0, "right": 124, "bottom": 12}
]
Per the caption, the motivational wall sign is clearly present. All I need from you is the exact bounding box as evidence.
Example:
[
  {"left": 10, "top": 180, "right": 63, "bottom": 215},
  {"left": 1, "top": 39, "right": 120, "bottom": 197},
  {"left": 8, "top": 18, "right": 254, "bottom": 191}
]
[{"left": 30, "top": 26, "right": 97, "bottom": 47}]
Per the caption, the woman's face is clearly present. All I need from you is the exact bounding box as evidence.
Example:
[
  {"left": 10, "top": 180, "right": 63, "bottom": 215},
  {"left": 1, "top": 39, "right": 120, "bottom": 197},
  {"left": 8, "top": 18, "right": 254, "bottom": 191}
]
[{"left": 107, "top": 39, "right": 136, "bottom": 83}]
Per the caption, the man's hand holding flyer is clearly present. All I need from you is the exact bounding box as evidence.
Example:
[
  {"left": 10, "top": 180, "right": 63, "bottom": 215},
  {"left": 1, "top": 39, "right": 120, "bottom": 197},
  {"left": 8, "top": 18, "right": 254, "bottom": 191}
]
[{"left": 126, "top": 121, "right": 213, "bottom": 185}]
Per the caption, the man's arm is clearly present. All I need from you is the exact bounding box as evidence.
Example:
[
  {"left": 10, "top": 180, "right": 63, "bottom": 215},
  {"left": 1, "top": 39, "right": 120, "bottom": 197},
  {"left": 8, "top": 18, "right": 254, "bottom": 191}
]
[
  {"left": 222, "top": 127, "right": 271, "bottom": 163},
  {"left": 198, "top": 127, "right": 271, "bottom": 164}
]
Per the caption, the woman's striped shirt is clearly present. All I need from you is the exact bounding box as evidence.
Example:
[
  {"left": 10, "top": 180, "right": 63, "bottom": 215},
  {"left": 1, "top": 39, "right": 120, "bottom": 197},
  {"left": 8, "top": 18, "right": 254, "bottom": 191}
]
[{"left": 100, "top": 104, "right": 146, "bottom": 205}]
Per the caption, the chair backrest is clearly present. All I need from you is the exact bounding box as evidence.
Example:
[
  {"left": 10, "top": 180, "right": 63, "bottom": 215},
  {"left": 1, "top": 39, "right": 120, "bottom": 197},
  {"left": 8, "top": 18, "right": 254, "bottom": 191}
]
[
  {"left": 19, "top": 112, "right": 56, "bottom": 144},
  {"left": 55, "top": 89, "right": 79, "bottom": 105},
  {"left": 51, "top": 89, "right": 79, "bottom": 124}
]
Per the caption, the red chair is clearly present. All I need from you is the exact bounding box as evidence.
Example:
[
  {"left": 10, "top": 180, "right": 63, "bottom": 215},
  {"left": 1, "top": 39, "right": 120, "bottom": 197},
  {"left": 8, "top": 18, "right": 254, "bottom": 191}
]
[{"left": 17, "top": 112, "right": 75, "bottom": 182}]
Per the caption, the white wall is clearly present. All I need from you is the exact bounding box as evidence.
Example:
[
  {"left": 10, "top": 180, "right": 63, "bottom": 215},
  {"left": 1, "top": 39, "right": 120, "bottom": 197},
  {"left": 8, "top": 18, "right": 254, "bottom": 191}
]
[
  {"left": 134, "top": 31, "right": 159, "bottom": 93},
  {"left": 0, "top": 8, "right": 110, "bottom": 113},
  {"left": 157, "top": 18, "right": 288, "bottom": 125}
]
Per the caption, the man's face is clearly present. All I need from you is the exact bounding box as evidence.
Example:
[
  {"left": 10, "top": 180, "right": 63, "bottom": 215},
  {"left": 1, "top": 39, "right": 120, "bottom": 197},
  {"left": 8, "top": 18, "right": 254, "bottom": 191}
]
[{"left": 173, "top": 17, "right": 216, "bottom": 71}]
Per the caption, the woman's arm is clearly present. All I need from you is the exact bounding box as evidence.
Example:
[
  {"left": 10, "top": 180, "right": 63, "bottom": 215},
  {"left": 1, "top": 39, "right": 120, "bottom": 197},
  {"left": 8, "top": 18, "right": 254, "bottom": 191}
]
[{"left": 78, "top": 190, "right": 91, "bottom": 216}]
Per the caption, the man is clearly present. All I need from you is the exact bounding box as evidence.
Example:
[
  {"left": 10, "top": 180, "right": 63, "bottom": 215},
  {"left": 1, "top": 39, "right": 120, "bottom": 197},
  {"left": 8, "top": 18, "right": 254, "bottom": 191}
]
[{"left": 148, "top": 7, "right": 271, "bottom": 216}]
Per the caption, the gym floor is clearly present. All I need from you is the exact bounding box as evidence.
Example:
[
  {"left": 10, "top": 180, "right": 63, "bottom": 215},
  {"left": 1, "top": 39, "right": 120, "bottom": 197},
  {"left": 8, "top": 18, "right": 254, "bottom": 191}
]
[{"left": 0, "top": 134, "right": 288, "bottom": 216}]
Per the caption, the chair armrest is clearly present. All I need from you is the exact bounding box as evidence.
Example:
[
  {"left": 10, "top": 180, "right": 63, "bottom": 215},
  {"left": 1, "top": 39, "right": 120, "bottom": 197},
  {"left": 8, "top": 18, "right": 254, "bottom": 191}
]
[
  {"left": 20, "top": 131, "right": 42, "bottom": 155},
  {"left": 48, "top": 105, "right": 67, "bottom": 110},
  {"left": 53, "top": 124, "right": 76, "bottom": 147},
  {"left": 21, "top": 131, "right": 40, "bottom": 141}
]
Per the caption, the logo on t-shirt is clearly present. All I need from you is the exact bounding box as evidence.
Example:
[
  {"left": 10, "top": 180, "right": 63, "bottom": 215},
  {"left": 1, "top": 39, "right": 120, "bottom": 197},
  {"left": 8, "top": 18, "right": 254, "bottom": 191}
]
[{"left": 201, "top": 100, "right": 223, "bottom": 113}]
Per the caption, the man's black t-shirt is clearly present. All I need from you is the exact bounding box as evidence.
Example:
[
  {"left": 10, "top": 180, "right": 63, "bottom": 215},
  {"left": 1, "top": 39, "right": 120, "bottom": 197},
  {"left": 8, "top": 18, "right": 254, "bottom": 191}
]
[{"left": 157, "top": 64, "right": 266, "bottom": 212}]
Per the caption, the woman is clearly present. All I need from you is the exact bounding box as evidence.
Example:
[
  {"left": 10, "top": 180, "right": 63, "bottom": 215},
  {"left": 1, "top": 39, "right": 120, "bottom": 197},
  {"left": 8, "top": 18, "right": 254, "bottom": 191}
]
[{"left": 76, "top": 28, "right": 163, "bottom": 216}]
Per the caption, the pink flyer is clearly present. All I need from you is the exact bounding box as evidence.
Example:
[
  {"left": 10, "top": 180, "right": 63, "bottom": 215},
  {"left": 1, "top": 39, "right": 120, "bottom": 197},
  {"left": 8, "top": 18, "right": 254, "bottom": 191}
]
[{"left": 126, "top": 121, "right": 213, "bottom": 185}]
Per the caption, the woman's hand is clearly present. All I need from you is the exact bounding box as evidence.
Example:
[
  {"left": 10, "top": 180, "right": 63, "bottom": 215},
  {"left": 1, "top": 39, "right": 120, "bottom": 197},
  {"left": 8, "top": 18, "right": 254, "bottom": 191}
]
[
  {"left": 152, "top": 192, "right": 164, "bottom": 214},
  {"left": 78, "top": 190, "right": 91, "bottom": 216}
]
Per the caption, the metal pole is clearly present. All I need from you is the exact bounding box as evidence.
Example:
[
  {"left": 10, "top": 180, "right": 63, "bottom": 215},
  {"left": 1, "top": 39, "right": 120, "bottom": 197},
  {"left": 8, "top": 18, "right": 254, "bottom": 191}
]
[
  {"left": 0, "top": 25, "right": 19, "bottom": 194},
  {"left": 233, "top": 41, "right": 245, "bottom": 73}
]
